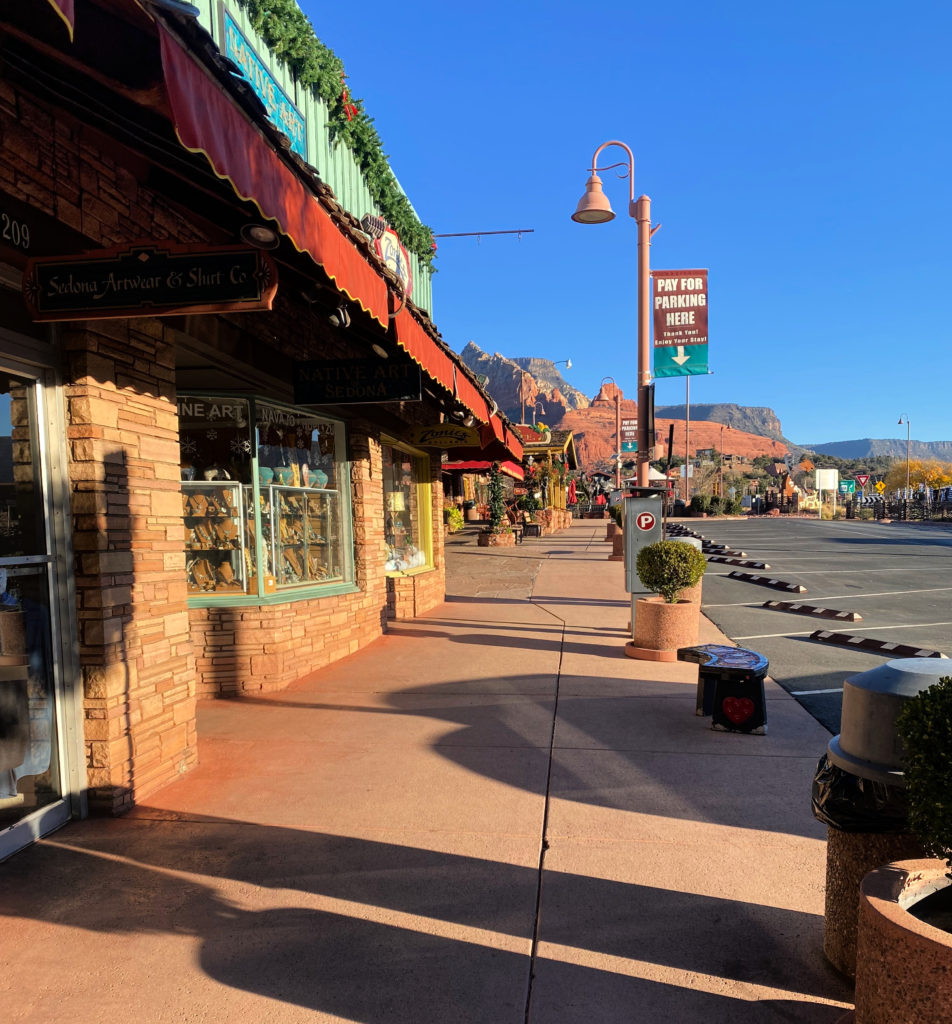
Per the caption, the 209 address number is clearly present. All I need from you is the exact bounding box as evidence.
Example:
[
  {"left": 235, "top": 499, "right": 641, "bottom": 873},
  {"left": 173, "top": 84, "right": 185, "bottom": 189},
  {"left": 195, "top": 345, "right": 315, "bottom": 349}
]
[{"left": 1, "top": 212, "right": 30, "bottom": 250}]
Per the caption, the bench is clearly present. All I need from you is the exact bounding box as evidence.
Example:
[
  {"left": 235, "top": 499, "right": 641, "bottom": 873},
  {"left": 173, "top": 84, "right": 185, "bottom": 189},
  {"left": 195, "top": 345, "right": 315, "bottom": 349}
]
[{"left": 677, "top": 643, "right": 769, "bottom": 734}]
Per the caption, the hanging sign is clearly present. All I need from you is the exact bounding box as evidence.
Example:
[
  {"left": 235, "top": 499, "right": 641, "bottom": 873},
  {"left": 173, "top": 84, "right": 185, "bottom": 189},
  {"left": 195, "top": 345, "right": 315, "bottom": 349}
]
[
  {"left": 652, "top": 269, "right": 709, "bottom": 378},
  {"left": 293, "top": 358, "right": 421, "bottom": 404},
  {"left": 374, "top": 227, "right": 413, "bottom": 299},
  {"left": 406, "top": 424, "right": 480, "bottom": 448},
  {"left": 22, "top": 242, "right": 277, "bottom": 321}
]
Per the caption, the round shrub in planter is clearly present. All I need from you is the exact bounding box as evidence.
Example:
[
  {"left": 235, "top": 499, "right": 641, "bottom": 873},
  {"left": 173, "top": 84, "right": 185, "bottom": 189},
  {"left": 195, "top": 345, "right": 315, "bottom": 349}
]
[
  {"left": 626, "top": 541, "right": 707, "bottom": 662},
  {"left": 850, "top": 677, "right": 952, "bottom": 1023},
  {"left": 635, "top": 540, "right": 707, "bottom": 603}
]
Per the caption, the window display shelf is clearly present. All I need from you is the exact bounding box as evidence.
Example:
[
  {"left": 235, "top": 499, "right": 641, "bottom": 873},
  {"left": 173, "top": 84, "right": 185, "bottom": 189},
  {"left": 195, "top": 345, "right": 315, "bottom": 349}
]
[{"left": 182, "top": 481, "right": 248, "bottom": 593}]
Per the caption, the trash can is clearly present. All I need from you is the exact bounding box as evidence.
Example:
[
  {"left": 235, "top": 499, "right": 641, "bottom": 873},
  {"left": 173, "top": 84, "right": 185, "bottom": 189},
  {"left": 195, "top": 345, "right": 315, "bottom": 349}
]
[
  {"left": 814, "top": 657, "right": 950, "bottom": 977},
  {"left": 677, "top": 643, "right": 768, "bottom": 731}
]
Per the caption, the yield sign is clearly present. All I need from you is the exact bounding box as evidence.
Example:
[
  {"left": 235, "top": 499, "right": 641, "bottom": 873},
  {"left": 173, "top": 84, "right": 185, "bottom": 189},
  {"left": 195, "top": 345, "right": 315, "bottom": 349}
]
[{"left": 856, "top": 474, "right": 870, "bottom": 488}]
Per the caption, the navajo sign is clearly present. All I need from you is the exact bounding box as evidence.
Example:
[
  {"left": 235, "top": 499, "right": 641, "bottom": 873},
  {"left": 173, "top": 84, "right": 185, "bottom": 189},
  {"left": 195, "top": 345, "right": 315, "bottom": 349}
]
[{"left": 652, "top": 269, "right": 708, "bottom": 378}]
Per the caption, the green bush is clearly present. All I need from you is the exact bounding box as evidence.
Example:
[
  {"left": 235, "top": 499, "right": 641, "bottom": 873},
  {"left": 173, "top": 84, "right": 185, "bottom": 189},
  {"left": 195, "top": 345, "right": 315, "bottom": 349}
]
[
  {"left": 689, "top": 495, "right": 710, "bottom": 515},
  {"left": 896, "top": 677, "right": 952, "bottom": 873},
  {"left": 722, "top": 498, "right": 743, "bottom": 516},
  {"left": 609, "top": 503, "right": 623, "bottom": 527},
  {"left": 636, "top": 540, "right": 707, "bottom": 603},
  {"left": 708, "top": 495, "right": 722, "bottom": 513}
]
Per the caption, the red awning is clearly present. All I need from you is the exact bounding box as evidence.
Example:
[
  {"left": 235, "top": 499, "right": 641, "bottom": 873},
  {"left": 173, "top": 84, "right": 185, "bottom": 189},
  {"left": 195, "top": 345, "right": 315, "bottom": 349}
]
[
  {"left": 442, "top": 460, "right": 524, "bottom": 480},
  {"left": 157, "top": 23, "right": 389, "bottom": 326},
  {"left": 156, "top": 23, "right": 523, "bottom": 463}
]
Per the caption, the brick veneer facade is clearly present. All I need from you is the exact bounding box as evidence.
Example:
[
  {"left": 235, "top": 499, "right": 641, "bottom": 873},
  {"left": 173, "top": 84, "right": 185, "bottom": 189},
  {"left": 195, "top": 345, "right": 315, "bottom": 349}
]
[{"left": 0, "top": 69, "right": 449, "bottom": 813}]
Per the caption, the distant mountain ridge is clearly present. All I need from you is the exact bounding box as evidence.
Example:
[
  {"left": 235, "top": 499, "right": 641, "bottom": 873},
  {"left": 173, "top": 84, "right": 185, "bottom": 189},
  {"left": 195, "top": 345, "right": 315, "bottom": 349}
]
[
  {"left": 804, "top": 438, "right": 952, "bottom": 460},
  {"left": 459, "top": 343, "right": 590, "bottom": 424},
  {"left": 459, "top": 343, "right": 952, "bottom": 462}
]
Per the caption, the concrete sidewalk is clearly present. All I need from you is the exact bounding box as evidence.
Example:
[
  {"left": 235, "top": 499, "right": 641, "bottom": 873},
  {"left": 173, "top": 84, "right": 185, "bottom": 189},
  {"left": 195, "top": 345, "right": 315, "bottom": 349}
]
[{"left": 0, "top": 520, "right": 853, "bottom": 1023}]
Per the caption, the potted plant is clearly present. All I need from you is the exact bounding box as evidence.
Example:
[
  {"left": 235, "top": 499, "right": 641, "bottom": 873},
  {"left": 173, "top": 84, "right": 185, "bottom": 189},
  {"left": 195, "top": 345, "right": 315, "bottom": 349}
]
[
  {"left": 850, "top": 677, "right": 952, "bottom": 1023},
  {"left": 625, "top": 541, "right": 706, "bottom": 662},
  {"left": 443, "top": 505, "right": 464, "bottom": 534},
  {"left": 477, "top": 463, "right": 515, "bottom": 547}
]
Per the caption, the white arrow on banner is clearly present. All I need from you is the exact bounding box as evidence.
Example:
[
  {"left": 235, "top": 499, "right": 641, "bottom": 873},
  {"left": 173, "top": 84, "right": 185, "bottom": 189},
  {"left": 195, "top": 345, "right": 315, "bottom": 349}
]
[{"left": 672, "top": 346, "right": 690, "bottom": 366}]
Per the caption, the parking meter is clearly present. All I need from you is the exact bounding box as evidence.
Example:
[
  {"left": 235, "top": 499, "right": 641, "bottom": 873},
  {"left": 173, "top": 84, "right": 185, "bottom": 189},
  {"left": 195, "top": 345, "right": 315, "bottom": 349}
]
[{"left": 623, "top": 488, "right": 663, "bottom": 593}]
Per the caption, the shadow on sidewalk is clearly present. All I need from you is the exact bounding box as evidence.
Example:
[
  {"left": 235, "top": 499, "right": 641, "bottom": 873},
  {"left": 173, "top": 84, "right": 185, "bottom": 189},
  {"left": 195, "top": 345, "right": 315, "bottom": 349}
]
[{"left": 1, "top": 815, "right": 849, "bottom": 1022}]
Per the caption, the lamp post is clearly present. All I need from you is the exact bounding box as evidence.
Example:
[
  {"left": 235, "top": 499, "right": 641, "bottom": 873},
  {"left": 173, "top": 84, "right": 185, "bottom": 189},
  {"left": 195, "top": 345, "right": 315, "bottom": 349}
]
[
  {"left": 532, "top": 400, "right": 546, "bottom": 427},
  {"left": 553, "top": 359, "right": 573, "bottom": 369},
  {"left": 898, "top": 416, "right": 911, "bottom": 493},
  {"left": 596, "top": 376, "right": 622, "bottom": 491},
  {"left": 572, "top": 141, "right": 654, "bottom": 488}
]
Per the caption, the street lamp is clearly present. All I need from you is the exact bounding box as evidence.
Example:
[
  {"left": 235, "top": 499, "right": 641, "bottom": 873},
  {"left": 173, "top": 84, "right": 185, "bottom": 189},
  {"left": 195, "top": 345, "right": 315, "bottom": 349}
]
[
  {"left": 596, "top": 376, "right": 622, "bottom": 490},
  {"left": 532, "top": 400, "right": 546, "bottom": 427},
  {"left": 572, "top": 140, "right": 654, "bottom": 487},
  {"left": 553, "top": 359, "right": 572, "bottom": 369},
  {"left": 898, "top": 415, "right": 911, "bottom": 493}
]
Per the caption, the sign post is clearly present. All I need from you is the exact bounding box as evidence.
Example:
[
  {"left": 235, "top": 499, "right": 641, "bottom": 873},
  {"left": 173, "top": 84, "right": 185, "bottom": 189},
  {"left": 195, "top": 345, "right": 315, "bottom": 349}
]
[{"left": 622, "top": 487, "right": 663, "bottom": 642}]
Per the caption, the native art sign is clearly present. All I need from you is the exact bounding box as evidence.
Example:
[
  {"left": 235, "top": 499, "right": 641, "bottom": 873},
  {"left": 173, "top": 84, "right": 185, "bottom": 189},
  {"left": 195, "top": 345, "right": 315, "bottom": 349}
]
[
  {"left": 294, "top": 358, "right": 421, "bottom": 404},
  {"left": 220, "top": 4, "right": 307, "bottom": 159},
  {"left": 23, "top": 242, "right": 277, "bottom": 321},
  {"left": 652, "top": 269, "right": 708, "bottom": 377}
]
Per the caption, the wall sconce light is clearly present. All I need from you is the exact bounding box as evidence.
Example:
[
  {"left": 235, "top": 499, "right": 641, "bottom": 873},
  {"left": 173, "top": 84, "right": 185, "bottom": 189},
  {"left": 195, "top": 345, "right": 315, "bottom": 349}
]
[
  {"left": 328, "top": 306, "right": 351, "bottom": 328},
  {"left": 461, "top": 413, "right": 475, "bottom": 428},
  {"left": 371, "top": 343, "right": 389, "bottom": 359},
  {"left": 240, "top": 223, "right": 280, "bottom": 249},
  {"left": 360, "top": 214, "right": 387, "bottom": 240}
]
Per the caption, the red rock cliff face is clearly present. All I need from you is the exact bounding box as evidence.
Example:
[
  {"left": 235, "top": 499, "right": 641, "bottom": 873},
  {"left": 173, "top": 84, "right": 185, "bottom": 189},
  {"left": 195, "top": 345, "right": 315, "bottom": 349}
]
[{"left": 558, "top": 396, "right": 788, "bottom": 471}]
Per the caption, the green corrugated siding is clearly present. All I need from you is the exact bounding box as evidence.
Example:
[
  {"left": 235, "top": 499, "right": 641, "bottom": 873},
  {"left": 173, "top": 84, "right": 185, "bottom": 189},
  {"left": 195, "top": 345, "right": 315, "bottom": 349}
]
[{"left": 189, "top": 0, "right": 433, "bottom": 314}]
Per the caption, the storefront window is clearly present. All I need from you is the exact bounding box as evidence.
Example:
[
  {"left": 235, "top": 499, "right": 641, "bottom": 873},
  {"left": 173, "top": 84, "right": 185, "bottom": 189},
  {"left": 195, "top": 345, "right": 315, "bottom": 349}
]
[
  {"left": 0, "top": 375, "right": 59, "bottom": 831},
  {"left": 178, "top": 396, "right": 349, "bottom": 598},
  {"left": 383, "top": 444, "right": 430, "bottom": 572}
]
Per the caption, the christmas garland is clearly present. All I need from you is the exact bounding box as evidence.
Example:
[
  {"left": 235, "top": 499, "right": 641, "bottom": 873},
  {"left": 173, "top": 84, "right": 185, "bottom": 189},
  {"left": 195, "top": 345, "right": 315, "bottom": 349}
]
[{"left": 236, "top": 0, "right": 435, "bottom": 271}]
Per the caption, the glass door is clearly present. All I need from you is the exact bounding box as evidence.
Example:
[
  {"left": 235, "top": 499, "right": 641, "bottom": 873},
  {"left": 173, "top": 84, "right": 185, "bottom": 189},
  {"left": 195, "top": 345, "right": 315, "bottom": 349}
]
[{"left": 0, "top": 368, "right": 74, "bottom": 856}]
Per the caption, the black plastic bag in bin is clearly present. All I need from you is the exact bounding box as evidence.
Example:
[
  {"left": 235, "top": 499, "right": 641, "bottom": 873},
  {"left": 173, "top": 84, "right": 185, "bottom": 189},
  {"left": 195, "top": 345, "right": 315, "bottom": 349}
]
[{"left": 811, "top": 754, "right": 910, "bottom": 833}]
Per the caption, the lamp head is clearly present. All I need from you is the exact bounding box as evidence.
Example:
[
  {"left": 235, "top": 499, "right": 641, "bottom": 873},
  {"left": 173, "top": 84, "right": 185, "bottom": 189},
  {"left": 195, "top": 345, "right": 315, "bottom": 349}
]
[{"left": 571, "top": 173, "right": 615, "bottom": 224}]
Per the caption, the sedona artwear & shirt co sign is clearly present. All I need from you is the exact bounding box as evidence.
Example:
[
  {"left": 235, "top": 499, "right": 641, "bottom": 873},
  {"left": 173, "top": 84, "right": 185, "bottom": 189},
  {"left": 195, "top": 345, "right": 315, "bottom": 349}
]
[{"left": 22, "top": 242, "right": 278, "bottom": 321}]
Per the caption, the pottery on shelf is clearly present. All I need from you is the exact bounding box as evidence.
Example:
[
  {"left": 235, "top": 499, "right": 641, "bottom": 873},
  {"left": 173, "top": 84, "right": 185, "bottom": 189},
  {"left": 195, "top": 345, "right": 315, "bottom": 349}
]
[
  {"left": 257, "top": 466, "right": 275, "bottom": 486},
  {"left": 309, "top": 469, "right": 328, "bottom": 489},
  {"left": 273, "top": 467, "right": 294, "bottom": 486}
]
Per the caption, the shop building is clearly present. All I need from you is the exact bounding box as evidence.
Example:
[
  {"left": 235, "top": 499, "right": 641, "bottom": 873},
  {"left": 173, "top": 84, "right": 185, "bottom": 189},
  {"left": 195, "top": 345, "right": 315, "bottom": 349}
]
[{"left": 0, "top": 0, "right": 520, "bottom": 859}]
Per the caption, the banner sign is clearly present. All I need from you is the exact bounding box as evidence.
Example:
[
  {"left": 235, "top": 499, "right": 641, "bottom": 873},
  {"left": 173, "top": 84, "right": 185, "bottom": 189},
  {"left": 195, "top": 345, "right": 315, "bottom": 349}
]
[
  {"left": 652, "top": 269, "right": 709, "bottom": 378},
  {"left": 221, "top": 5, "right": 307, "bottom": 160},
  {"left": 23, "top": 242, "right": 277, "bottom": 321},
  {"left": 294, "top": 358, "right": 421, "bottom": 405},
  {"left": 621, "top": 417, "right": 638, "bottom": 453}
]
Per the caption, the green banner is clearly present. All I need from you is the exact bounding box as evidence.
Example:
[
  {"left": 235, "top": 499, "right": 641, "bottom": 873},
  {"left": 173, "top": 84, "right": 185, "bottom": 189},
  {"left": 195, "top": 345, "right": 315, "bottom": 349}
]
[{"left": 654, "top": 343, "right": 709, "bottom": 378}]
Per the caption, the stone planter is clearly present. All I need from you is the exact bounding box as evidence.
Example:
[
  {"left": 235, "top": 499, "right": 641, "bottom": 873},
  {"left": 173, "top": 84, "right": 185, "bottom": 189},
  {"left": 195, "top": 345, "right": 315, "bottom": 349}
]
[
  {"left": 848, "top": 858, "right": 952, "bottom": 1023},
  {"left": 477, "top": 531, "right": 516, "bottom": 547},
  {"left": 625, "top": 597, "right": 700, "bottom": 662},
  {"left": 677, "top": 580, "right": 703, "bottom": 603},
  {"left": 608, "top": 532, "right": 624, "bottom": 561},
  {"left": 606, "top": 522, "right": 621, "bottom": 542}
]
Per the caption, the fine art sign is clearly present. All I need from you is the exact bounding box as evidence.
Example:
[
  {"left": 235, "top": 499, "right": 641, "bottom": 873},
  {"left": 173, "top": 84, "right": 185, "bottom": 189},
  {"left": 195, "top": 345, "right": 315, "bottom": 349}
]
[
  {"left": 23, "top": 242, "right": 278, "bottom": 321},
  {"left": 293, "top": 358, "right": 421, "bottom": 405}
]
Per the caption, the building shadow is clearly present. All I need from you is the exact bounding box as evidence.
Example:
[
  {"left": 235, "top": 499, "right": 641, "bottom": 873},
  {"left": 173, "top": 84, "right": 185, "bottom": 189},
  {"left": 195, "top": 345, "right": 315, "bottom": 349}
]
[{"left": 0, "top": 814, "right": 851, "bottom": 1021}]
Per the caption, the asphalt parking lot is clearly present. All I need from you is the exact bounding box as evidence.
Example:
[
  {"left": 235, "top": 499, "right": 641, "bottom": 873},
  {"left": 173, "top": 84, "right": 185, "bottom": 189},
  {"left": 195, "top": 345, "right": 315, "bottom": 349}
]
[{"left": 688, "top": 516, "right": 952, "bottom": 734}]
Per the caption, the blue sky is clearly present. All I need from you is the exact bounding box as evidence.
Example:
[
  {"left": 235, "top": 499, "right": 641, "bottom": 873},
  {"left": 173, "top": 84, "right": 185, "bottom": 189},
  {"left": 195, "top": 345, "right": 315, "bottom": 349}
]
[{"left": 302, "top": 0, "right": 950, "bottom": 446}]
